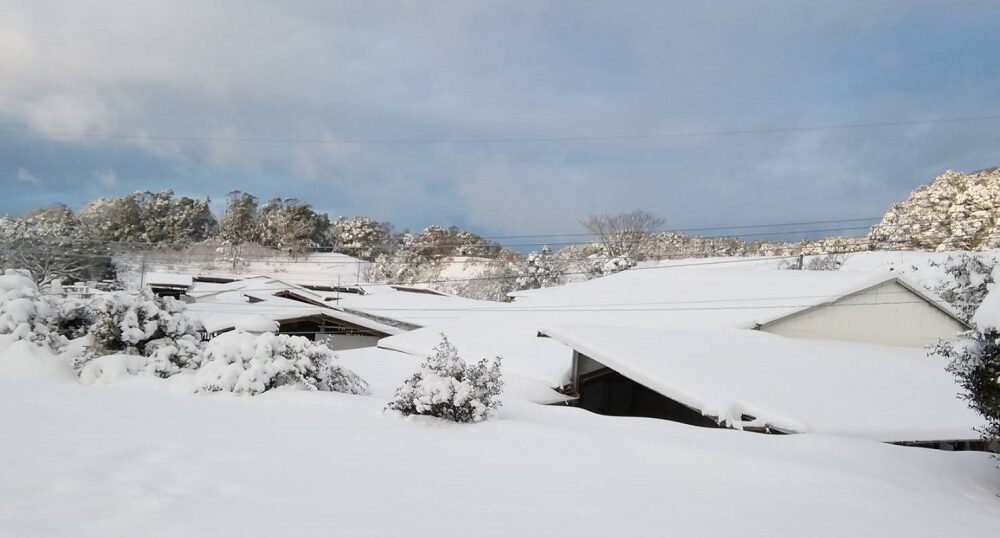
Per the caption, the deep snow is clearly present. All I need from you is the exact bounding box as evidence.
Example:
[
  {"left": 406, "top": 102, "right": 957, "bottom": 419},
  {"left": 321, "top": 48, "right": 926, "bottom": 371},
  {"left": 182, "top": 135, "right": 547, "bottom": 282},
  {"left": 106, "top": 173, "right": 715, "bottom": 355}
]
[{"left": 1, "top": 339, "right": 999, "bottom": 537}]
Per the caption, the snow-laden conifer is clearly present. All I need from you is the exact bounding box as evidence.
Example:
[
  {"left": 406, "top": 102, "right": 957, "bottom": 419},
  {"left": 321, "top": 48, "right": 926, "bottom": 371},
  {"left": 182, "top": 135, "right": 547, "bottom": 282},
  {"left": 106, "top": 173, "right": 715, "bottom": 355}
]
[{"left": 386, "top": 335, "right": 503, "bottom": 423}]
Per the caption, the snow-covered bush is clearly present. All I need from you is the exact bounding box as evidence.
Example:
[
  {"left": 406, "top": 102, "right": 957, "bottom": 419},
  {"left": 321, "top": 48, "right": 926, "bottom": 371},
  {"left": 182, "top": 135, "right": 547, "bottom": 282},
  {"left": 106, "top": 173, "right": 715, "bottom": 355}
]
[
  {"left": 804, "top": 254, "right": 846, "bottom": 271},
  {"left": 144, "top": 335, "right": 204, "bottom": 377},
  {"left": 194, "top": 330, "right": 368, "bottom": 396},
  {"left": 587, "top": 253, "right": 637, "bottom": 277},
  {"left": 84, "top": 290, "right": 203, "bottom": 372},
  {"left": 932, "top": 329, "right": 1000, "bottom": 451},
  {"left": 385, "top": 335, "right": 503, "bottom": 423},
  {"left": 930, "top": 254, "right": 997, "bottom": 322},
  {"left": 0, "top": 272, "right": 92, "bottom": 349},
  {"left": 515, "top": 247, "right": 562, "bottom": 290}
]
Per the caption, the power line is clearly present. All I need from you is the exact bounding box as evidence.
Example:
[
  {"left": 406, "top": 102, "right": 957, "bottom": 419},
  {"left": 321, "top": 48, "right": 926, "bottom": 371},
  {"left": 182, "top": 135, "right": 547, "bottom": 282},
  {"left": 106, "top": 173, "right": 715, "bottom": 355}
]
[{"left": 3, "top": 113, "right": 999, "bottom": 146}]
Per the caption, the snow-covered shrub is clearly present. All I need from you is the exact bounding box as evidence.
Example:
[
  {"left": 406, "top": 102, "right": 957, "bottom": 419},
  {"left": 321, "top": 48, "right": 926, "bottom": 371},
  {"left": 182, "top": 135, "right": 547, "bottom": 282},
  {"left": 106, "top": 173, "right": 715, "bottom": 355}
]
[
  {"left": 385, "top": 335, "right": 503, "bottom": 423},
  {"left": 804, "top": 254, "right": 846, "bottom": 271},
  {"left": 515, "top": 247, "right": 563, "bottom": 290},
  {"left": 144, "top": 335, "right": 204, "bottom": 378},
  {"left": 194, "top": 330, "right": 368, "bottom": 396},
  {"left": 0, "top": 272, "right": 92, "bottom": 350},
  {"left": 932, "top": 329, "right": 1000, "bottom": 450},
  {"left": 587, "top": 253, "right": 636, "bottom": 277},
  {"left": 930, "top": 254, "right": 997, "bottom": 322},
  {"left": 84, "top": 290, "right": 202, "bottom": 372}
]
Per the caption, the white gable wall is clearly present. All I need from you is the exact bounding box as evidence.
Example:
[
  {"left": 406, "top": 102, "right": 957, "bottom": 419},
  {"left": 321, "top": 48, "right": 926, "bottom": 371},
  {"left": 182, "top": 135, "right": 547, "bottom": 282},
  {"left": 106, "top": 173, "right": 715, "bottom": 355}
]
[{"left": 760, "top": 280, "right": 965, "bottom": 347}]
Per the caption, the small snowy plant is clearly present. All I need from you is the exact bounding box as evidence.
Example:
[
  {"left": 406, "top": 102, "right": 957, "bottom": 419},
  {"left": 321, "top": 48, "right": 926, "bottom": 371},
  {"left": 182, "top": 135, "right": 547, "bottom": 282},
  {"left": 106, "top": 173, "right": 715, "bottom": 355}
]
[
  {"left": 385, "top": 335, "right": 503, "bottom": 423},
  {"left": 933, "top": 329, "right": 1000, "bottom": 452},
  {"left": 194, "top": 330, "right": 369, "bottom": 396},
  {"left": 83, "top": 290, "right": 203, "bottom": 373}
]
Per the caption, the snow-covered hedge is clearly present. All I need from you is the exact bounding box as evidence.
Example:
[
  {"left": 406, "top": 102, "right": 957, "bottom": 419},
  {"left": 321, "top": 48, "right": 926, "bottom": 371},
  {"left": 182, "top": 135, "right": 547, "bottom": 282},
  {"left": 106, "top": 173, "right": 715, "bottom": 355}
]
[
  {"left": 195, "top": 330, "right": 369, "bottom": 396},
  {"left": 386, "top": 335, "right": 503, "bottom": 423}
]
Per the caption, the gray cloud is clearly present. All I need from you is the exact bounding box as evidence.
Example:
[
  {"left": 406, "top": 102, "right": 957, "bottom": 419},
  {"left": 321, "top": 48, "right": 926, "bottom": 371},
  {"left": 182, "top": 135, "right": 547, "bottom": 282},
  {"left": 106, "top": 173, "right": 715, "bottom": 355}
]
[{"left": 1, "top": 1, "right": 999, "bottom": 235}]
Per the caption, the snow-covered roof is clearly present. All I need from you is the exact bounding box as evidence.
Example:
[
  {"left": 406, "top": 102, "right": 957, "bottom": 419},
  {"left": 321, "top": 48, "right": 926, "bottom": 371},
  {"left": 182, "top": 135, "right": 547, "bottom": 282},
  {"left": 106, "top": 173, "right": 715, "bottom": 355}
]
[
  {"left": 186, "top": 297, "right": 402, "bottom": 336},
  {"left": 510, "top": 267, "right": 962, "bottom": 330},
  {"left": 540, "top": 325, "right": 982, "bottom": 442},
  {"left": 143, "top": 272, "right": 193, "bottom": 288},
  {"left": 188, "top": 276, "right": 325, "bottom": 303}
]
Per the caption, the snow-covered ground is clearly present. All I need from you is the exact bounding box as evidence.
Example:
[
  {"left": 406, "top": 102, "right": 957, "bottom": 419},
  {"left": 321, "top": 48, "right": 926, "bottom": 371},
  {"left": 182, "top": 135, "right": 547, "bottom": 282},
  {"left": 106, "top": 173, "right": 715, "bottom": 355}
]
[{"left": 1, "top": 339, "right": 999, "bottom": 537}]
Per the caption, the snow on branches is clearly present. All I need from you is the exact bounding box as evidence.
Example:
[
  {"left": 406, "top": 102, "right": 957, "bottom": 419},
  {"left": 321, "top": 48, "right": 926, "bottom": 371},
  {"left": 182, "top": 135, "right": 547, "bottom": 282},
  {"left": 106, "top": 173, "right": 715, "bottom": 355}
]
[
  {"left": 930, "top": 254, "right": 997, "bottom": 322},
  {"left": 0, "top": 272, "right": 92, "bottom": 350},
  {"left": 932, "top": 329, "right": 1000, "bottom": 448},
  {"left": 194, "top": 330, "right": 369, "bottom": 396},
  {"left": 386, "top": 335, "right": 503, "bottom": 423}
]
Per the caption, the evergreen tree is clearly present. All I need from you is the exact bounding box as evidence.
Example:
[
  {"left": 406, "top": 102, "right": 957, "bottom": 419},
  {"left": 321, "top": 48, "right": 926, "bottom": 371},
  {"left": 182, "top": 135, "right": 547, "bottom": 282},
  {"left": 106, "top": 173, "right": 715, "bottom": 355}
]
[
  {"left": 933, "top": 328, "right": 1000, "bottom": 450},
  {"left": 386, "top": 335, "right": 503, "bottom": 423},
  {"left": 219, "top": 191, "right": 260, "bottom": 246}
]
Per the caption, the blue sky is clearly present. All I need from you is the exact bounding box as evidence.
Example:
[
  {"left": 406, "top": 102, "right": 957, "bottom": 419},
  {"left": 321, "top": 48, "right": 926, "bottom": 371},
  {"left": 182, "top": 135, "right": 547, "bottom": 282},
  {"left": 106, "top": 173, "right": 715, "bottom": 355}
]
[{"left": 2, "top": 1, "right": 999, "bottom": 238}]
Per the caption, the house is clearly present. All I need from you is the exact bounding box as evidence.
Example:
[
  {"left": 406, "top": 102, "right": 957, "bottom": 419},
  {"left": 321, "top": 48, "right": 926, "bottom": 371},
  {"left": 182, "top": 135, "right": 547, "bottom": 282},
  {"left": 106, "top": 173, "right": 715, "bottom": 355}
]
[
  {"left": 143, "top": 272, "right": 193, "bottom": 298},
  {"left": 511, "top": 268, "right": 969, "bottom": 347},
  {"left": 186, "top": 298, "right": 403, "bottom": 350},
  {"left": 182, "top": 277, "right": 405, "bottom": 350},
  {"left": 540, "top": 324, "right": 985, "bottom": 449}
]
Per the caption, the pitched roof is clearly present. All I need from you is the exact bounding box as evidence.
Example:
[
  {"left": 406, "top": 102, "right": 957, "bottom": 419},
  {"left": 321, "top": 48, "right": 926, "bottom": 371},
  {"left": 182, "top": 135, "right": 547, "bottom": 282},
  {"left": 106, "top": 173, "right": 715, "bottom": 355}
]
[
  {"left": 510, "top": 267, "right": 962, "bottom": 330},
  {"left": 540, "top": 324, "right": 982, "bottom": 443}
]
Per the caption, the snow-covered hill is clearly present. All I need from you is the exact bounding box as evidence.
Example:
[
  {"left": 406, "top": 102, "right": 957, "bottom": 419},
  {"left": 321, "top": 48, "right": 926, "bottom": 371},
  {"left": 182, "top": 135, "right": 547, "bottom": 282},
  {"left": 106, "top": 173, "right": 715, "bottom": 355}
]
[{"left": 870, "top": 168, "right": 1000, "bottom": 251}]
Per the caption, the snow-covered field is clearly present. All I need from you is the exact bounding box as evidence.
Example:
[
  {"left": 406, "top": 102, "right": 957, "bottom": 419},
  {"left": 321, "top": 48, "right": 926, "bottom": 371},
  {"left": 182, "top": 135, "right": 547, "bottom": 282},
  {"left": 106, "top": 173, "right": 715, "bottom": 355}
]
[{"left": 2, "top": 338, "right": 999, "bottom": 537}]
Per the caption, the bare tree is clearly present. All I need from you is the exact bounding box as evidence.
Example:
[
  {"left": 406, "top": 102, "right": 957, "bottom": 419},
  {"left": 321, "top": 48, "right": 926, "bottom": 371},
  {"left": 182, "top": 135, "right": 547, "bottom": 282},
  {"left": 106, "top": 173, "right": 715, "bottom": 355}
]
[
  {"left": 582, "top": 210, "right": 664, "bottom": 260},
  {"left": 1, "top": 237, "right": 108, "bottom": 287}
]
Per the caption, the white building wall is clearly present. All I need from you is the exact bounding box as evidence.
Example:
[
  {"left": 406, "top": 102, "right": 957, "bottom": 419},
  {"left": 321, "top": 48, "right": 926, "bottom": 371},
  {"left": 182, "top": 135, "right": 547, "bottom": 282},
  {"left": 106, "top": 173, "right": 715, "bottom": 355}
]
[
  {"left": 317, "top": 334, "right": 382, "bottom": 351},
  {"left": 761, "top": 281, "right": 965, "bottom": 347}
]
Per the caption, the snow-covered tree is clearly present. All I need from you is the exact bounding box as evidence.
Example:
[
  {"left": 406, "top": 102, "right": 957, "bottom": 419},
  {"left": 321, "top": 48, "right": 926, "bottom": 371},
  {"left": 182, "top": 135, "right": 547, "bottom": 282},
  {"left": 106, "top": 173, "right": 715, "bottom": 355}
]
[
  {"left": 0, "top": 205, "right": 111, "bottom": 286},
  {"left": 386, "top": 335, "right": 503, "bottom": 423},
  {"left": 515, "top": 247, "right": 562, "bottom": 290},
  {"left": 256, "top": 198, "right": 330, "bottom": 252},
  {"left": 331, "top": 216, "right": 391, "bottom": 260},
  {"left": 932, "top": 329, "right": 1000, "bottom": 451},
  {"left": 78, "top": 195, "right": 143, "bottom": 243},
  {"left": 869, "top": 168, "right": 1000, "bottom": 251},
  {"left": 194, "top": 330, "right": 369, "bottom": 395},
  {"left": 219, "top": 191, "right": 261, "bottom": 246},
  {"left": 449, "top": 257, "right": 520, "bottom": 302},
  {"left": 582, "top": 210, "right": 664, "bottom": 261},
  {"left": 930, "top": 254, "right": 997, "bottom": 322},
  {"left": 79, "top": 190, "right": 217, "bottom": 246}
]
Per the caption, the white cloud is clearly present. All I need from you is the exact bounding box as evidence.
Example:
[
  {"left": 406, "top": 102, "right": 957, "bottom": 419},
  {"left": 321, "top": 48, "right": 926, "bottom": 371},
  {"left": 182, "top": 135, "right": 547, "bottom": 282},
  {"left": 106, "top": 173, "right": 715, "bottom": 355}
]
[{"left": 15, "top": 167, "right": 41, "bottom": 187}]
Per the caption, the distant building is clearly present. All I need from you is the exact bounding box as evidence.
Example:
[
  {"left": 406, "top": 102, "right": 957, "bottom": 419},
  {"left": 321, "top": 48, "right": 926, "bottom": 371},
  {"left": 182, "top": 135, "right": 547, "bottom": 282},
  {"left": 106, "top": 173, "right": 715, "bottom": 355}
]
[{"left": 513, "top": 270, "right": 968, "bottom": 348}]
